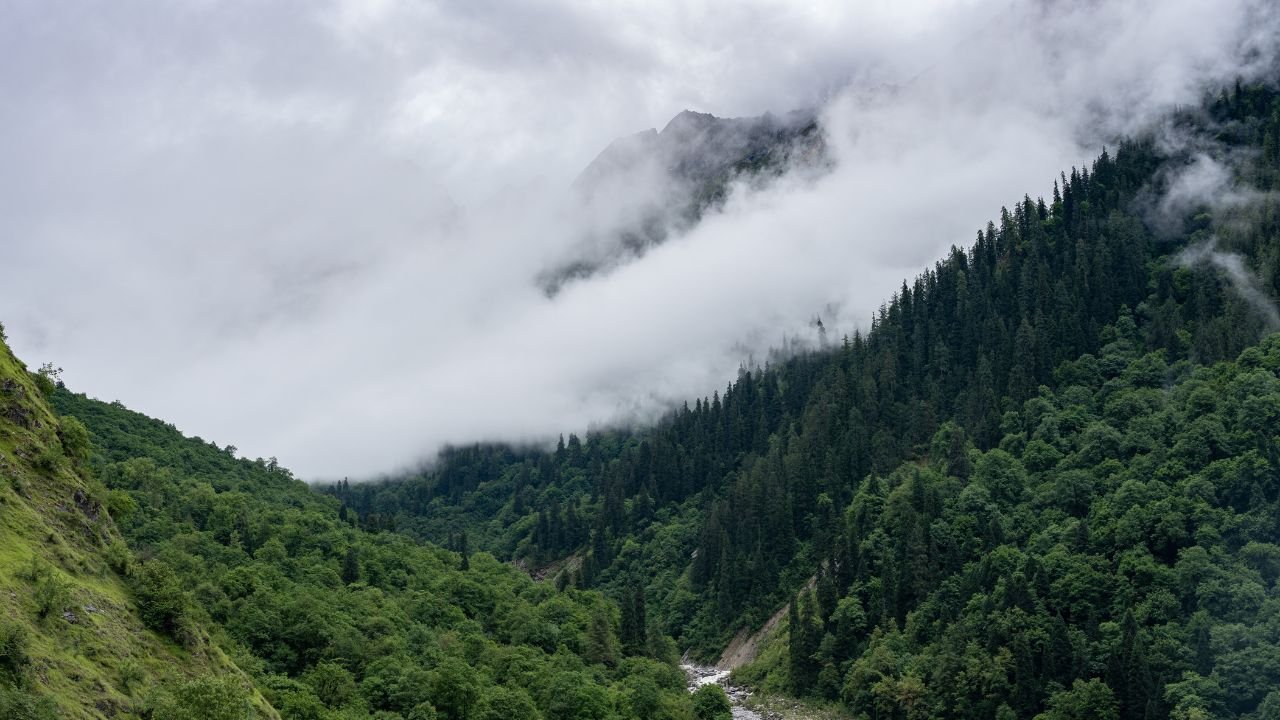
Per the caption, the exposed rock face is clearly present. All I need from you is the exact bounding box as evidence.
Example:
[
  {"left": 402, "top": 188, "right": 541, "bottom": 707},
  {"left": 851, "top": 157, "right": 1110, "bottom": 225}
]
[{"left": 539, "top": 108, "right": 829, "bottom": 294}]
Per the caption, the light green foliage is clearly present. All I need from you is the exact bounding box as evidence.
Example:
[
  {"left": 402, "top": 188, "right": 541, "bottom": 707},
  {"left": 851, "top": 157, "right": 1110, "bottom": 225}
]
[
  {"left": 1035, "top": 679, "right": 1118, "bottom": 720},
  {"left": 56, "top": 416, "right": 91, "bottom": 466},
  {"left": 691, "top": 684, "right": 731, "bottom": 720},
  {"left": 130, "top": 560, "right": 191, "bottom": 639},
  {"left": 30, "top": 568, "right": 72, "bottom": 621},
  {"left": 148, "top": 675, "right": 251, "bottom": 720},
  {"left": 0, "top": 336, "right": 272, "bottom": 718},
  {"left": 50, "top": 370, "right": 694, "bottom": 720},
  {"left": 0, "top": 687, "right": 58, "bottom": 720},
  {"left": 476, "top": 685, "right": 540, "bottom": 720},
  {"left": 117, "top": 660, "right": 145, "bottom": 695}
]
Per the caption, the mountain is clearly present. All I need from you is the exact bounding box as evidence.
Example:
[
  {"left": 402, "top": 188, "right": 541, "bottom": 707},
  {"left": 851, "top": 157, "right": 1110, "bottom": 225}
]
[
  {"left": 334, "top": 80, "right": 1280, "bottom": 718},
  {"left": 539, "top": 108, "right": 828, "bottom": 294},
  {"left": 44, "top": 367, "right": 710, "bottom": 718},
  {"left": 0, "top": 337, "right": 274, "bottom": 718}
]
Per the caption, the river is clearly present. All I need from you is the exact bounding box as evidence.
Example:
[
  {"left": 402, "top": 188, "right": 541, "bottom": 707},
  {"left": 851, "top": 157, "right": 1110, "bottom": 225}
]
[{"left": 682, "top": 663, "right": 767, "bottom": 720}]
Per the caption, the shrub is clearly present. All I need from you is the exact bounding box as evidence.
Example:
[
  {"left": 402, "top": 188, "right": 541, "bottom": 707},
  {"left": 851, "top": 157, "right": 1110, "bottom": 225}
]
[
  {"left": 23, "top": 560, "right": 72, "bottom": 622},
  {"left": 105, "top": 539, "right": 134, "bottom": 575},
  {"left": 31, "top": 445, "right": 60, "bottom": 474},
  {"left": 56, "top": 416, "right": 91, "bottom": 466},
  {"left": 303, "top": 661, "right": 355, "bottom": 708},
  {"left": 31, "top": 572, "right": 72, "bottom": 622},
  {"left": 104, "top": 491, "right": 138, "bottom": 523},
  {"left": 131, "top": 561, "right": 189, "bottom": 638},
  {"left": 0, "top": 623, "right": 30, "bottom": 684},
  {"left": 147, "top": 675, "right": 249, "bottom": 720},
  {"left": 691, "top": 684, "right": 732, "bottom": 720},
  {"left": 118, "top": 660, "right": 145, "bottom": 695},
  {"left": 0, "top": 687, "right": 58, "bottom": 720}
]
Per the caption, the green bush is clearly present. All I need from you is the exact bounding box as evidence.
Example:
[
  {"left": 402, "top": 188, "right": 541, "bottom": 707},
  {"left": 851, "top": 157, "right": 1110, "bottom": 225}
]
[
  {"left": 0, "top": 687, "right": 57, "bottom": 720},
  {"left": 31, "top": 445, "right": 60, "bottom": 474},
  {"left": 303, "top": 661, "right": 355, "bottom": 708},
  {"left": 29, "top": 565, "right": 72, "bottom": 622},
  {"left": 117, "top": 659, "right": 145, "bottom": 695},
  {"left": 691, "top": 685, "right": 731, "bottom": 720},
  {"left": 104, "top": 539, "right": 134, "bottom": 575},
  {"left": 147, "top": 675, "right": 249, "bottom": 720},
  {"left": 0, "top": 623, "right": 30, "bottom": 684},
  {"left": 131, "top": 561, "right": 189, "bottom": 638},
  {"left": 56, "top": 416, "right": 91, "bottom": 466}
]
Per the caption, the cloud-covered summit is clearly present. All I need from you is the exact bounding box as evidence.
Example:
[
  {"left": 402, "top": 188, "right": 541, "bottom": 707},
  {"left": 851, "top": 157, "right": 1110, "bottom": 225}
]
[
  {"left": 543, "top": 107, "right": 827, "bottom": 293},
  {"left": 2, "top": 0, "right": 1277, "bottom": 479}
]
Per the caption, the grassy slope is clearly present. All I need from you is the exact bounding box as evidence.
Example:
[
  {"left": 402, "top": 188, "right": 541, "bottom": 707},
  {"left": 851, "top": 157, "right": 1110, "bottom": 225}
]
[{"left": 0, "top": 338, "right": 274, "bottom": 719}]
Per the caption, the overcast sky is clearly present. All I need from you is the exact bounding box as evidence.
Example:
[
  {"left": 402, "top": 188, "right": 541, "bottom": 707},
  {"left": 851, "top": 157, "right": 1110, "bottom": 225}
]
[{"left": 2, "top": 0, "right": 1276, "bottom": 480}]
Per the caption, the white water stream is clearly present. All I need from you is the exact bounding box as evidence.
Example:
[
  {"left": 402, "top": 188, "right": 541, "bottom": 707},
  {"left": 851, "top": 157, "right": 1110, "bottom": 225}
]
[{"left": 682, "top": 663, "right": 765, "bottom": 720}]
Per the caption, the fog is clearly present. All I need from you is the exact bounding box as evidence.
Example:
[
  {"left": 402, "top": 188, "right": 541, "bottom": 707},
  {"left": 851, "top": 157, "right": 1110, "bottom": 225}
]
[
  {"left": 1160, "top": 153, "right": 1280, "bottom": 331},
  {"left": 2, "top": 0, "right": 1276, "bottom": 479}
]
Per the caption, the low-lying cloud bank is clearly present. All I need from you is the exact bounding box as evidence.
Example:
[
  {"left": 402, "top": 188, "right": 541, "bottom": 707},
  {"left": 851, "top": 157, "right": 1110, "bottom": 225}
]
[{"left": 2, "top": 0, "right": 1277, "bottom": 479}]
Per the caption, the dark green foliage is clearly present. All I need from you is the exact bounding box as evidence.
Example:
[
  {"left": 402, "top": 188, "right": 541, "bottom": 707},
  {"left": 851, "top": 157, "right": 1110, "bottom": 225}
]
[
  {"left": 620, "top": 585, "right": 649, "bottom": 657},
  {"left": 341, "top": 546, "right": 360, "bottom": 585},
  {"left": 0, "top": 624, "right": 29, "bottom": 686},
  {"left": 758, "top": 336, "right": 1280, "bottom": 718},
  {"left": 330, "top": 122, "right": 1180, "bottom": 655},
  {"left": 0, "top": 599, "right": 40, "bottom": 712},
  {"left": 477, "top": 685, "right": 540, "bottom": 720}
]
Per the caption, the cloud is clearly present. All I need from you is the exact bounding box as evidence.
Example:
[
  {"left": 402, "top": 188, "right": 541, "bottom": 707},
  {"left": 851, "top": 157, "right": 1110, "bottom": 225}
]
[
  {"left": 1, "top": 0, "right": 1277, "bottom": 479},
  {"left": 1156, "top": 153, "right": 1280, "bottom": 333},
  {"left": 1179, "top": 238, "right": 1280, "bottom": 331}
]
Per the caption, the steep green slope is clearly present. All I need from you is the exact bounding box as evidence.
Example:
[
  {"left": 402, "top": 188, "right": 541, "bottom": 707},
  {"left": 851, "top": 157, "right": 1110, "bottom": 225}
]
[
  {"left": 0, "top": 335, "right": 274, "bottom": 719},
  {"left": 50, "top": 381, "right": 702, "bottom": 719}
]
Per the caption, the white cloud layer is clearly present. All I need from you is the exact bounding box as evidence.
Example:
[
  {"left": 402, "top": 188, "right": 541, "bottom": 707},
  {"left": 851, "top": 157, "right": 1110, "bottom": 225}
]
[{"left": 2, "top": 0, "right": 1276, "bottom": 479}]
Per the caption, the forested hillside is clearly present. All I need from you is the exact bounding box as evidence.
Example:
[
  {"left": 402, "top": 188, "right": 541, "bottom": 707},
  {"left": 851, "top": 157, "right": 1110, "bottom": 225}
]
[
  {"left": 333, "top": 80, "right": 1280, "bottom": 717},
  {"left": 45, "top": 383, "right": 710, "bottom": 719},
  {"left": 0, "top": 335, "right": 275, "bottom": 719},
  {"left": 739, "top": 332, "right": 1280, "bottom": 719}
]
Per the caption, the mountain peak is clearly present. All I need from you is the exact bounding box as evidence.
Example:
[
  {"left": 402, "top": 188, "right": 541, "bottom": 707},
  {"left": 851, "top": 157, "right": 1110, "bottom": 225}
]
[{"left": 660, "top": 109, "right": 720, "bottom": 135}]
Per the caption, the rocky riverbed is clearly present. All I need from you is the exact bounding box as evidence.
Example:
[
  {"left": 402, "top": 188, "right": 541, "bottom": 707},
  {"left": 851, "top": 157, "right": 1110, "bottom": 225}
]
[{"left": 682, "top": 663, "right": 775, "bottom": 720}]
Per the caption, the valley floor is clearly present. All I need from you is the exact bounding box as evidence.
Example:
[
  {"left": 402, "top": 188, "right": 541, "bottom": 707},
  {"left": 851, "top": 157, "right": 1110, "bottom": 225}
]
[{"left": 685, "top": 663, "right": 851, "bottom": 720}]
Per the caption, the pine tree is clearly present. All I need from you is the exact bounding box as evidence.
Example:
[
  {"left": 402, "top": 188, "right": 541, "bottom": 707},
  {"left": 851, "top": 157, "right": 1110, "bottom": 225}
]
[{"left": 341, "top": 547, "right": 359, "bottom": 585}]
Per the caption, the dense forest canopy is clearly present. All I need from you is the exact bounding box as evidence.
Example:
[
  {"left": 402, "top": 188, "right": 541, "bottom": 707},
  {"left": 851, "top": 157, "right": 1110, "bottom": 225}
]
[
  {"left": 328, "top": 80, "right": 1280, "bottom": 718},
  {"left": 40, "top": 381, "right": 708, "bottom": 719}
]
